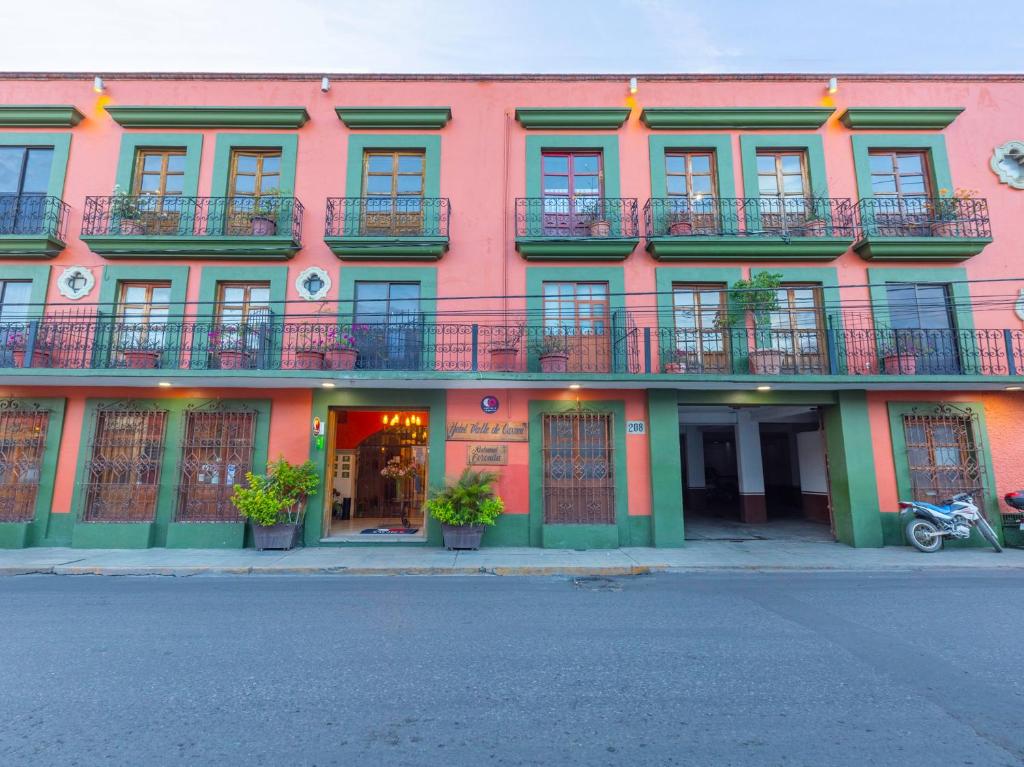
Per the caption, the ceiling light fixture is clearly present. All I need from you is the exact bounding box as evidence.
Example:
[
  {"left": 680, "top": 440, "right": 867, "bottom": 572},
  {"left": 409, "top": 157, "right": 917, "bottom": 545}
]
[
  {"left": 1005, "top": 385, "right": 1022, "bottom": 391},
  {"left": 568, "top": 384, "right": 581, "bottom": 390},
  {"left": 321, "top": 382, "right": 336, "bottom": 388},
  {"left": 157, "top": 381, "right": 172, "bottom": 388},
  {"left": 756, "top": 385, "right": 772, "bottom": 391}
]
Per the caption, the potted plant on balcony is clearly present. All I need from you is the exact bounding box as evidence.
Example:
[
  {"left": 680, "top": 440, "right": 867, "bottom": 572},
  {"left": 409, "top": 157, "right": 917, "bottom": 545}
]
[
  {"left": 589, "top": 218, "right": 611, "bottom": 237},
  {"left": 118, "top": 334, "right": 163, "bottom": 369},
  {"left": 323, "top": 327, "right": 360, "bottom": 371},
  {"left": 535, "top": 334, "right": 571, "bottom": 373},
  {"left": 208, "top": 326, "right": 251, "bottom": 370},
  {"left": 719, "top": 271, "right": 784, "bottom": 375},
  {"left": 880, "top": 340, "right": 921, "bottom": 375},
  {"left": 293, "top": 327, "right": 325, "bottom": 370},
  {"left": 5, "top": 329, "right": 50, "bottom": 368},
  {"left": 666, "top": 202, "right": 694, "bottom": 236},
  {"left": 249, "top": 190, "right": 281, "bottom": 236},
  {"left": 488, "top": 327, "right": 523, "bottom": 372},
  {"left": 931, "top": 188, "right": 975, "bottom": 237},
  {"left": 111, "top": 185, "right": 143, "bottom": 235},
  {"left": 800, "top": 206, "right": 828, "bottom": 236},
  {"left": 662, "top": 346, "right": 689, "bottom": 375},
  {"left": 230, "top": 457, "right": 320, "bottom": 551},
  {"left": 426, "top": 467, "right": 505, "bottom": 550}
]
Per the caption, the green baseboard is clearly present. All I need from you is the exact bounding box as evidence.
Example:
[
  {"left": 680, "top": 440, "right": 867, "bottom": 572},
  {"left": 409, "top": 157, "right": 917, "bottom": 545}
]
[
  {"left": 0, "top": 522, "right": 30, "bottom": 548},
  {"left": 166, "top": 522, "right": 245, "bottom": 549},
  {"left": 542, "top": 524, "right": 620, "bottom": 549},
  {"left": 72, "top": 522, "right": 155, "bottom": 549},
  {"left": 481, "top": 514, "right": 530, "bottom": 546},
  {"left": 629, "top": 515, "right": 653, "bottom": 546}
]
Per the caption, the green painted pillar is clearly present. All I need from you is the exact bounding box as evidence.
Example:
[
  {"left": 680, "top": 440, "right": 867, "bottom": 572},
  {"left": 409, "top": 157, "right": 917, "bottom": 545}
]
[
  {"left": 823, "top": 390, "right": 884, "bottom": 548},
  {"left": 647, "top": 389, "right": 685, "bottom": 547}
]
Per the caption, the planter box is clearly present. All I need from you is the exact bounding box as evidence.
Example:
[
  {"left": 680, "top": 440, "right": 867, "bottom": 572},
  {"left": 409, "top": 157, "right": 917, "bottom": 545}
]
[
  {"left": 251, "top": 521, "right": 301, "bottom": 551},
  {"left": 539, "top": 353, "right": 570, "bottom": 373},
  {"left": 294, "top": 350, "right": 325, "bottom": 370},
  {"left": 251, "top": 216, "right": 278, "bottom": 236},
  {"left": 11, "top": 349, "right": 51, "bottom": 368},
  {"left": 748, "top": 349, "right": 784, "bottom": 375},
  {"left": 122, "top": 350, "right": 161, "bottom": 369},
  {"left": 441, "top": 523, "right": 486, "bottom": 550},
  {"left": 490, "top": 347, "right": 519, "bottom": 372},
  {"left": 216, "top": 350, "right": 251, "bottom": 370},
  {"left": 883, "top": 353, "right": 917, "bottom": 375},
  {"left": 324, "top": 348, "right": 358, "bottom": 370}
]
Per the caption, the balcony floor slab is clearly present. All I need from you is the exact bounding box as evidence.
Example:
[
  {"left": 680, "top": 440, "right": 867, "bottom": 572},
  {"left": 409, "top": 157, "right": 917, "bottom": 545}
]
[{"left": 81, "top": 235, "right": 301, "bottom": 259}]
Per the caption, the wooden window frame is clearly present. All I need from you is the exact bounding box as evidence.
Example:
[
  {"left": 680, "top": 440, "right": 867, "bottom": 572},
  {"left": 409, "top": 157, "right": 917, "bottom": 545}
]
[
  {"left": 755, "top": 149, "right": 810, "bottom": 199},
  {"left": 215, "top": 281, "right": 272, "bottom": 326},
  {"left": 868, "top": 149, "right": 932, "bottom": 200},
  {"left": 664, "top": 150, "right": 717, "bottom": 201},
  {"left": 768, "top": 283, "right": 827, "bottom": 373},
  {"left": 133, "top": 149, "right": 186, "bottom": 197},
  {"left": 228, "top": 149, "right": 282, "bottom": 200},
  {"left": 670, "top": 283, "right": 729, "bottom": 372}
]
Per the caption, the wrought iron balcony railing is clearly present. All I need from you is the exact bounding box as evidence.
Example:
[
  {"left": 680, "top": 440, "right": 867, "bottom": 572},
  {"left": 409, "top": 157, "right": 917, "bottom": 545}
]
[
  {"left": 857, "top": 197, "right": 991, "bottom": 239},
  {"left": 643, "top": 197, "right": 857, "bottom": 239},
  {"left": 81, "top": 195, "right": 304, "bottom": 243},
  {"left": 325, "top": 197, "right": 450, "bottom": 238},
  {"left": 0, "top": 194, "right": 70, "bottom": 241},
  {"left": 515, "top": 197, "right": 639, "bottom": 239},
  {"left": 2, "top": 311, "right": 1023, "bottom": 379}
]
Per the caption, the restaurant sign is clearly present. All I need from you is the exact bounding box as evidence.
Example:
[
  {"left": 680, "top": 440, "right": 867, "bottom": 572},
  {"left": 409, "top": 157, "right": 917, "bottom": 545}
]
[
  {"left": 446, "top": 421, "right": 528, "bottom": 442},
  {"left": 467, "top": 444, "right": 509, "bottom": 465}
]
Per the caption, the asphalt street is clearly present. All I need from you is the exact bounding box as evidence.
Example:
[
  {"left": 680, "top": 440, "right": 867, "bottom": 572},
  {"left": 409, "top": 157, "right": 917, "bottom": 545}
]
[{"left": 1, "top": 572, "right": 1022, "bottom": 766}]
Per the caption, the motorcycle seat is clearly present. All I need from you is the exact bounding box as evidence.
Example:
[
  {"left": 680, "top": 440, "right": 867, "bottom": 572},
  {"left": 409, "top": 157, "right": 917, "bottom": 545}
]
[{"left": 916, "top": 502, "right": 957, "bottom": 514}]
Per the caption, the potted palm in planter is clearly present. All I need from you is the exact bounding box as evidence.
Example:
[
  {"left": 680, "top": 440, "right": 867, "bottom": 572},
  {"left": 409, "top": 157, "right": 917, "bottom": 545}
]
[
  {"left": 208, "top": 326, "right": 251, "bottom": 370},
  {"left": 720, "top": 272, "right": 784, "bottom": 375},
  {"left": 249, "top": 190, "right": 281, "bottom": 236},
  {"left": 535, "top": 334, "right": 571, "bottom": 373},
  {"left": 230, "top": 457, "right": 319, "bottom": 550},
  {"left": 323, "top": 327, "right": 360, "bottom": 370},
  {"left": 426, "top": 468, "right": 505, "bottom": 550},
  {"left": 111, "top": 185, "right": 144, "bottom": 235}
]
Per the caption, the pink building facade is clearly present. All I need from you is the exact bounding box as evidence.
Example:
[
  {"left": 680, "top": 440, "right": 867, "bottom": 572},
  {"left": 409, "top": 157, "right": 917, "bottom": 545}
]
[{"left": 0, "top": 72, "right": 1021, "bottom": 550}]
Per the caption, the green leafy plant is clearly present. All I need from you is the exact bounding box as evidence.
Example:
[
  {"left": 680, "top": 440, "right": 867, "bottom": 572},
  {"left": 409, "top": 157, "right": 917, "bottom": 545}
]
[
  {"left": 534, "top": 333, "right": 570, "bottom": 357},
  {"left": 426, "top": 468, "right": 505, "bottom": 527},
  {"left": 718, "top": 272, "right": 782, "bottom": 329},
  {"left": 230, "top": 457, "right": 320, "bottom": 527},
  {"left": 249, "top": 189, "right": 282, "bottom": 220},
  {"left": 110, "top": 185, "right": 141, "bottom": 219}
]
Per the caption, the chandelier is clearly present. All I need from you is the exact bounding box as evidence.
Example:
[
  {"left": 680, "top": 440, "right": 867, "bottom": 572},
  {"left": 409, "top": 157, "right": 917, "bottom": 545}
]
[{"left": 381, "top": 412, "right": 428, "bottom": 443}]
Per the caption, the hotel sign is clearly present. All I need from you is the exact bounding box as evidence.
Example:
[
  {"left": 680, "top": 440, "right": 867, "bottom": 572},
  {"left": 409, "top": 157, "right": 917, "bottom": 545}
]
[
  {"left": 446, "top": 421, "right": 528, "bottom": 442},
  {"left": 467, "top": 445, "right": 509, "bottom": 465}
]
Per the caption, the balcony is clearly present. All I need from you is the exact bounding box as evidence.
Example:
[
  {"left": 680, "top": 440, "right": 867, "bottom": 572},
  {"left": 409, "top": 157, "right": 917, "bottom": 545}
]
[
  {"left": 80, "top": 195, "right": 304, "bottom": 259},
  {"left": 2, "top": 311, "right": 1022, "bottom": 384},
  {"left": 644, "top": 197, "right": 856, "bottom": 260},
  {"left": 853, "top": 197, "right": 992, "bottom": 261},
  {"left": 0, "top": 195, "right": 70, "bottom": 257},
  {"left": 514, "top": 198, "right": 640, "bottom": 260},
  {"left": 324, "top": 197, "right": 450, "bottom": 260}
]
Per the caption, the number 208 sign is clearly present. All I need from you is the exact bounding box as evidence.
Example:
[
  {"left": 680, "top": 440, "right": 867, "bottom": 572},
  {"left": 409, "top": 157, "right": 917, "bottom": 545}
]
[{"left": 626, "top": 420, "right": 646, "bottom": 435}]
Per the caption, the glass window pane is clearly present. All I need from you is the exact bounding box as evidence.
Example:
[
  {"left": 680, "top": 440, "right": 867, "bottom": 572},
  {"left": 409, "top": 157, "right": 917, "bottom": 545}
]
[
  {"left": 250, "top": 287, "right": 270, "bottom": 303},
  {"left": 758, "top": 176, "right": 779, "bottom": 194},
  {"left": 665, "top": 155, "right": 686, "bottom": 174},
  {"left": 166, "top": 154, "right": 185, "bottom": 173},
  {"left": 691, "top": 176, "right": 713, "bottom": 194},
  {"left": 355, "top": 282, "right": 388, "bottom": 303},
  {"left": 139, "top": 175, "right": 160, "bottom": 193},
  {"left": 666, "top": 176, "right": 687, "bottom": 195},
  {"left": 396, "top": 175, "right": 422, "bottom": 193},
  {"left": 543, "top": 176, "right": 569, "bottom": 194},
  {"left": 142, "top": 154, "right": 163, "bottom": 172},
  {"left": 781, "top": 155, "right": 803, "bottom": 173},
  {"left": 151, "top": 287, "right": 171, "bottom": 304},
  {"left": 871, "top": 176, "right": 897, "bottom": 194},
  {"left": 901, "top": 177, "right": 926, "bottom": 194},
  {"left": 163, "top": 175, "right": 184, "bottom": 194},
  {"left": 235, "top": 155, "right": 258, "bottom": 173},
  {"left": 897, "top": 154, "right": 924, "bottom": 174},
  {"left": 869, "top": 154, "right": 892, "bottom": 173},
  {"left": 783, "top": 175, "right": 805, "bottom": 194},
  {"left": 573, "top": 155, "right": 599, "bottom": 174},
  {"left": 390, "top": 283, "right": 420, "bottom": 301},
  {"left": 122, "top": 286, "right": 148, "bottom": 303},
  {"left": 21, "top": 149, "right": 53, "bottom": 194},
  {"left": 366, "top": 155, "right": 394, "bottom": 173},
  {"left": 690, "top": 155, "right": 711, "bottom": 173},
  {"left": 542, "top": 155, "right": 568, "bottom": 173},
  {"left": 573, "top": 175, "right": 599, "bottom": 193},
  {"left": 756, "top": 155, "right": 776, "bottom": 173},
  {"left": 0, "top": 147, "right": 24, "bottom": 193},
  {"left": 365, "top": 176, "right": 392, "bottom": 194},
  {"left": 259, "top": 176, "right": 280, "bottom": 194},
  {"left": 261, "top": 155, "right": 281, "bottom": 173},
  {"left": 397, "top": 155, "right": 424, "bottom": 173}
]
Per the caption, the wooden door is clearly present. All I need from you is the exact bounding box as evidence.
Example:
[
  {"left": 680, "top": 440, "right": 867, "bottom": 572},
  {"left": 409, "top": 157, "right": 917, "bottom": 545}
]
[
  {"left": 133, "top": 149, "right": 185, "bottom": 234},
  {"left": 768, "top": 285, "right": 828, "bottom": 373},
  {"left": 755, "top": 151, "right": 809, "bottom": 232},
  {"left": 542, "top": 282, "right": 611, "bottom": 373},
  {"left": 671, "top": 284, "right": 729, "bottom": 372},
  {"left": 226, "top": 150, "right": 282, "bottom": 235},
  {"left": 541, "top": 152, "right": 603, "bottom": 236},
  {"left": 362, "top": 151, "right": 425, "bottom": 235}
]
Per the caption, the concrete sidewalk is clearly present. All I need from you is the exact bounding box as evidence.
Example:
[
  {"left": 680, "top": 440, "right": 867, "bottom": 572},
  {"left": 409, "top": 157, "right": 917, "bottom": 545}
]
[{"left": 0, "top": 539, "right": 1021, "bottom": 576}]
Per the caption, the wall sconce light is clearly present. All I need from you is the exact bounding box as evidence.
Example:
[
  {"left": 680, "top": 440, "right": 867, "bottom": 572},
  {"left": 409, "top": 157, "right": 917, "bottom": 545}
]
[
  {"left": 320, "top": 77, "right": 330, "bottom": 93},
  {"left": 629, "top": 77, "right": 638, "bottom": 94},
  {"left": 827, "top": 77, "right": 838, "bottom": 94},
  {"left": 93, "top": 76, "right": 105, "bottom": 93}
]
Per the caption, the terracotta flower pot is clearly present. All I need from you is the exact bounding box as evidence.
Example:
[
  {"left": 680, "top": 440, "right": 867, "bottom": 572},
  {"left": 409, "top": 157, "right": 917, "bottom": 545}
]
[
  {"left": 11, "top": 349, "right": 50, "bottom": 368},
  {"left": 539, "top": 353, "right": 570, "bottom": 373},
  {"left": 664, "top": 361, "right": 687, "bottom": 374},
  {"left": 216, "top": 349, "right": 251, "bottom": 370},
  {"left": 294, "top": 350, "right": 325, "bottom": 370},
  {"left": 251, "top": 216, "right": 277, "bottom": 236},
  {"left": 119, "top": 220, "right": 144, "bottom": 235},
  {"left": 668, "top": 221, "right": 693, "bottom": 236},
  {"left": 324, "top": 348, "right": 358, "bottom": 370},
  {"left": 883, "top": 353, "right": 917, "bottom": 375},
  {"left": 589, "top": 220, "right": 611, "bottom": 237},
  {"left": 802, "top": 219, "right": 827, "bottom": 236},
  {"left": 748, "top": 349, "right": 784, "bottom": 375},
  {"left": 122, "top": 349, "right": 161, "bottom": 369},
  {"left": 490, "top": 347, "right": 519, "bottom": 372}
]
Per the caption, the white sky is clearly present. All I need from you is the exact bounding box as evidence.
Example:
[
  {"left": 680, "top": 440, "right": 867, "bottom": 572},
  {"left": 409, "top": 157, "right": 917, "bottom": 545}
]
[{"left": 1, "top": 0, "right": 1020, "bottom": 73}]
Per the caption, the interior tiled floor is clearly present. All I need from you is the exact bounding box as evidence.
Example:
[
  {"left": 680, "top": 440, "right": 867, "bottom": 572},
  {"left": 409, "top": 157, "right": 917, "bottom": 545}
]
[
  {"left": 684, "top": 516, "right": 834, "bottom": 542},
  {"left": 326, "top": 516, "right": 426, "bottom": 540}
]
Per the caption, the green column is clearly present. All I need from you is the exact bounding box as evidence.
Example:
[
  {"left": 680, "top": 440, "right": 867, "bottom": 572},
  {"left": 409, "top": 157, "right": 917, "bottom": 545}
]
[
  {"left": 824, "top": 390, "right": 883, "bottom": 547},
  {"left": 647, "top": 389, "right": 685, "bottom": 547}
]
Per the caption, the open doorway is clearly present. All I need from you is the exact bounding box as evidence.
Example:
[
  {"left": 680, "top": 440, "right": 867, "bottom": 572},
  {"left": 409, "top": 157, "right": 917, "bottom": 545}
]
[
  {"left": 323, "top": 408, "right": 429, "bottom": 540},
  {"left": 680, "top": 405, "right": 833, "bottom": 541}
]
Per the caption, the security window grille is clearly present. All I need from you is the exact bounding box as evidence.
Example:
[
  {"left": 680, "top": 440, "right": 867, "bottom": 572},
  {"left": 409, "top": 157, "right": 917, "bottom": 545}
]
[
  {"left": 361, "top": 150, "right": 425, "bottom": 234},
  {"left": 767, "top": 284, "right": 828, "bottom": 374},
  {"left": 0, "top": 405, "right": 49, "bottom": 523},
  {"left": 227, "top": 150, "right": 282, "bottom": 235},
  {"left": 175, "top": 408, "right": 257, "bottom": 522},
  {"left": 133, "top": 149, "right": 186, "bottom": 234},
  {"left": 671, "top": 283, "right": 729, "bottom": 373},
  {"left": 902, "top": 407, "right": 985, "bottom": 510},
  {"left": 542, "top": 282, "right": 610, "bottom": 373},
  {"left": 82, "top": 406, "right": 168, "bottom": 522},
  {"left": 542, "top": 412, "right": 614, "bottom": 525}
]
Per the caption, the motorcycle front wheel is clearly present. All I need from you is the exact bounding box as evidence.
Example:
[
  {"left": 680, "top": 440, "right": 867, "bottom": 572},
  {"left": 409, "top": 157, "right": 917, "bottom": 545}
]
[
  {"left": 906, "top": 518, "right": 943, "bottom": 553},
  {"left": 976, "top": 516, "right": 1003, "bottom": 553}
]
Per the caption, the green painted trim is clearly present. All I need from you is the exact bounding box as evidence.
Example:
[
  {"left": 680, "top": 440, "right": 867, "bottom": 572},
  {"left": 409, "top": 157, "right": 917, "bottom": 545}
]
[
  {"left": 325, "top": 236, "right": 448, "bottom": 259},
  {"left": 887, "top": 400, "right": 1001, "bottom": 547},
  {"left": 655, "top": 266, "right": 745, "bottom": 372},
  {"left": 852, "top": 237, "right": 991, "bottom": 261},
  {"left": 514, "top": 108, "right": 631, "bottom": 130},
  {"left": 97, "top": 265, "right": 189, "bottom": 367},
  {"left": 0, "top": 265, "right": 51, "bottom": 317},
  {"left": 114, "top": 133, "right": 203, "bottom": 199},
  {"left": 641, "top": 107, "right": 834, "bottom": 130},
  {"left": 740, "top": 134, "right": 830, "bottom": 198},
  {"left": 81, "top": 235, "right": 300, "bottom": 259},
  {"left": 629, "top": 515, "right": 653, "bottom": 547},
  {"left": 648, "top": 134, "right": 736, "bottom": 200},
  {"left": 0, "top": 523, "right": 30, "bottom": 548},
  {"left": 0, "top": 236, "right": 66, "bottom": 257},
  {"left": 0, "top": 105, "right": 84, "bottom": 127},
  {"left": 106, "top": 106, "right": 309, "bottom": 128},
  {"left": 210, "top": 133, "right": 298, "bottom": 196},
  {"left": 851, "top": 134, "right": 953, "bottom": 201},
  {"left": 515, "top": 239, "right": 638, "bottom": 259},
  {"left": 308, "top": 389, "right": 447, "bottom": 546},
  {"left": 0, "top": 132, "right": 72, "bottom": 198},
  {"left": 646, "top": 236, "right": 850, "bottom": 261},
  {"left": 753, "top": 264, "right": 841, "bottom": 327},
  {"left": 481, "top": 514, "right": 530, "bottom": 546},
  {"left": 525, "top": 134, "right": 621, "bottom": 197},
  {"left": 197, "top": 266, "right": 287, "bottom": 367},
  {"left": 335, "top": 107, "right": 451, "bottom": 129},
  {"left": 525, "top": 265, "right": 626, "bottom": 372},
  {"left": 839, "top": 108, "right": 963, "bottom": 130},
  {"left": 647, "top": 389, "right": 684, "bottom": 547},
  {"left": 824, "top": 391, "right": 883, "bottom": 547},
  {"left": 72, "top": 523, "right": 155, "bottom": 549},
  {"left": 676, "top": 390, "right": 837, "bottom": 405},
  {"left": 165, "top": 522, "right": 245, "bottom": 548},
  {"left": 528, "top": 399, "right": 629, "bottom": 548}
]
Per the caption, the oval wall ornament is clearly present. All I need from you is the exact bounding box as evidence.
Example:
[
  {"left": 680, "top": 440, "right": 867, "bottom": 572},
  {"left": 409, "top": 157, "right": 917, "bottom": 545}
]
[
  {"left": 991, "top": 141, "right": 1024, "bottom": 190},
  {"left": 57, "top": 266, "right": 95, "bottom": 299},
  {"left": 295, "top": 267, "right": 332, "bottom": 301},
  {"left": 1016, "top": 289, "right": 1024, "bottom": 323}
]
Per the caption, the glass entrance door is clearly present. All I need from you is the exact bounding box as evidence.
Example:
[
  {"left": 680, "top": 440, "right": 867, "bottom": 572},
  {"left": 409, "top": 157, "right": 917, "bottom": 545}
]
[
  {"left": 0, "top": 146, "right": 53, "bottom": 234},
  {"left": 885, "top": 283, "right": 959, "bottom": 374}
]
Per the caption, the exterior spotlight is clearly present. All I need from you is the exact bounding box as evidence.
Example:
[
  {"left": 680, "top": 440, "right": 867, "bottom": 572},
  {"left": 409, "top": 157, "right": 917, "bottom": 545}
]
[
  {"left": 568, "top": 384, "right": 581, "bottom": 390},
  {"left": 756, "top": 385, "right": 772, "bottom": 391},
  {"left": 320, "top": 77, "right": 330, "bottom": 93},
  {"left": 157, "top": 381, "right": 172, "bottom": 388},
  {"left": 827, "top": 77, "right": 838, "bottom": 94},
  {"left": 321, "top": 382, "right": 336, "bottom": 388},
  {"left": 629, "top": 77, "right": 638, "bottom": 94},
  {"left": 93, "top": 76, "right": 105, "bottom": 93}
]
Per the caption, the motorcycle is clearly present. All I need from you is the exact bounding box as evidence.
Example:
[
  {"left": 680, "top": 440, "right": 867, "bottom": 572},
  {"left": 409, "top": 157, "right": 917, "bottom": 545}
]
[
  {"left": 1004, "top": 490, "right": 1024, "bottom": 531},
  {"left": 899, "top": 491, "right": 1002, "bottom": 553}
]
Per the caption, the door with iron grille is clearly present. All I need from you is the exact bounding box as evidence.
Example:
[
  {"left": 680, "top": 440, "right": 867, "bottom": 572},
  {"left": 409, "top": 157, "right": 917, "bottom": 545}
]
[
  {"left": 542, "top": 412, "right": 614, "bottom": 525},
  {"left": 0, "top": 402, "right": 49, "bottom": 523},
  {"left": 175, "top": 405, "right": 257, "bottom": 522},
  {"left": 902, "top": 405, "right": 985, "bottom": 509},
  {"left": 81, "top": 404, "right": 167, "bottom": 522}
]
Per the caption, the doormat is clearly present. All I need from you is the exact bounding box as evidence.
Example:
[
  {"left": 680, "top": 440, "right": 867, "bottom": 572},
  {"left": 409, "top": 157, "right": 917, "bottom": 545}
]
[{"left": 361, "top": 527, "right": 419, "bottom": 535}]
